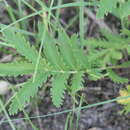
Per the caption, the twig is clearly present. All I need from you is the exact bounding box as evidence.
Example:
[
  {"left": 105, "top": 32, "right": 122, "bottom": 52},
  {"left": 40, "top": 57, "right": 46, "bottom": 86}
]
[{"left": 84, "top": 8, "right": 113, "bottom": 33}]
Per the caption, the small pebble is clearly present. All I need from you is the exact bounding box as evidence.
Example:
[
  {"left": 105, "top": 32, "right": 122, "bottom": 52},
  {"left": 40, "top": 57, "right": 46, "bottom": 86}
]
[
  {"left": 88, "top": 127, "right": 103, "bottom": 130},
  {"left": 0, "top": 81, "right": 11, "bottom": 95}
]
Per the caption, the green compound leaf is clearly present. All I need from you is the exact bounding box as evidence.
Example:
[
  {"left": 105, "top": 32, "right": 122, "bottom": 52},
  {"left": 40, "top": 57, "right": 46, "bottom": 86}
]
[
  {"left": 112, "top": 1, "right": 130, "bottom": 19},
  {"left": 96, "top": 0, "right": 118, "bottom": 19},
  {"left": 43, "top": 33, "right": 64, "bottom": 70},
  {"left": 70, "top": 34, "right": 90, "bottom": 69},
  {"left": 107, "top": 69, "right": 129, "bottom": 83},
  {"left": 110, "top": 50, "right": 122, "bottom": 60},
  {"left": 51, "top": 73, "right": 69, "bottom": 107},
  {"left": 88, "top": 69, "right": 103, "bottom": 81},
  {"left": 3, "top": 28, "right": 44, "bottom": 64},
  {"left": 97, "top": 0, "right": 130, "bottom": 19},
  {"left": 9, "top": 72, "right": 49, "bottom": 115},
  {"left": 0, "top": 62, "right": 40, "bottom": 76},
  {"left": 71, "top": 72, "right": 84, "bottom": 94},
  {"left": 58, "top": 30, "right": 77, "bottom": 69}
]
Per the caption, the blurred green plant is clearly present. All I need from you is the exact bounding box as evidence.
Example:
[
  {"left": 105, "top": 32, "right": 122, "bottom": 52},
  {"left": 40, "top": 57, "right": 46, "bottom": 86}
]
[
  {"left": 1, "top": 24, "right": 130, "bottom": 115},
  {"left": 0, "top": 0, "right": 130, "bottom": 116}
]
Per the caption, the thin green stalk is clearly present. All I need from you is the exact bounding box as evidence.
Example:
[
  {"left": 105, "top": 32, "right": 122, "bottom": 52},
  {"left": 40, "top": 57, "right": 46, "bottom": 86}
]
[
  {"left": 0, "top": 94, "right": 15, "bottom": 114},
  {"left": 17, "top": 0, "right": 22, "bottom": 17},
  {"left": 2, "top": 95, "right": 130, "bottom": 124},
  {"left": 34, "top": 0, "right": 46, "bottom": 8},
  {"left": 56, "top": 0, "right": 62, "bottom": 20},
  {"left": 33, "top": 0, "right": 55, "bottom": 82},
  {"left": 21, "top": 0, "right": 37, "bottom": 12},
  {"left": 6, "top": 6, "right": 17, "bottom": 24},
  {"left": 69, "top": 112, "right": 74, "bottom": 130},
  {"left": 23, "top": 111, "right": 39, "bottom": 130},
  {"left": 76, "top": 96, "right": 83, "bottom": 130},
  {"left": 17, "top": 0, "right": 27, "bottom": 29},
  {"left": 0, "top": 2, "right": 96, "bottom": 32},
  {"left": 65, "top": 112, "right": 72, "bottom": 130},
  {"left": 0, "top": 24, "right": 35, "bottom": 36},
  {"left": 32, "top": 7, "right": 48, "bottom": 82},
  {"left": 47, "top": 0, "right": 55, "bottom": 32},
  {"left": 0, "top": 42, "right": 14, "bottom": 47},
  {"left": 51, "top": 2, "right": 94, "bottom": 10},
  {"left": 21, "top": 0, "right": 61, "bottom": 32},
  {"left": 3, "top": 0, "right": 19, "bottom": 27},
  {"left": 0, "top": 10, "right": 43, "bottom": 32},
  {"left": 79, "top": 0, "right": 84, "bottom": 42},
  {"left": 48, "top": 0, "right": 55, "bottom": 21},
  {"left": 0, "top": 98, "right": 16, "bottom": 130}
]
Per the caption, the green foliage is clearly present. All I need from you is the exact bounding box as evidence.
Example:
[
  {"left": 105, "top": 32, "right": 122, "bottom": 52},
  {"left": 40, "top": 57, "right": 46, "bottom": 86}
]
[
  {"left": 107, "top": 69, "right": 129, "bottom": 83},
  {"left": 71, "top": 72, "right": 84, "bottom": 94},
  {"left": 43, "top": 33, "right": 64, "bottom": 70},
  {"left": 9, "top": 72, "right": 49, "bottom": 115},
  {"left": 112, "top": 0, "right": 130, "bottom": 19},
  {"left": 0, "top": 0, "right": 130, "bottom": 115},
  {"left": 96, "top": 0, "right": 118, "bottom": 18},
  {"left": 96, "top": 0, "right": 130, "bottom": 19},
  {"left": 0, "top": 62, "right": 38, "bottom": 76},
  {"left": 51, "top": 73, "right": 69, "bottom": 107},
  {"left": 87, "top": 69, "right": 103, "bottom": 81},
  {"left": 0, "top": 25, "right": 129, "bottom": 114},
  {"left": 58, "top": 29, "right": 77, "bottom": 69},
  {"left": 1, "top": 25, "right": 130, "bottom": 114},
  {"left": 3, "top": 28, "right": 44, "bottom": 65}
]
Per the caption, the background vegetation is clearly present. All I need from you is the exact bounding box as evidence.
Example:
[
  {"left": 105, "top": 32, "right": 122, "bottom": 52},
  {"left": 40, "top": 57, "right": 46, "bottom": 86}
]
[{"left": 0, "top": 0, "right": 130, "bottom": 130}]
